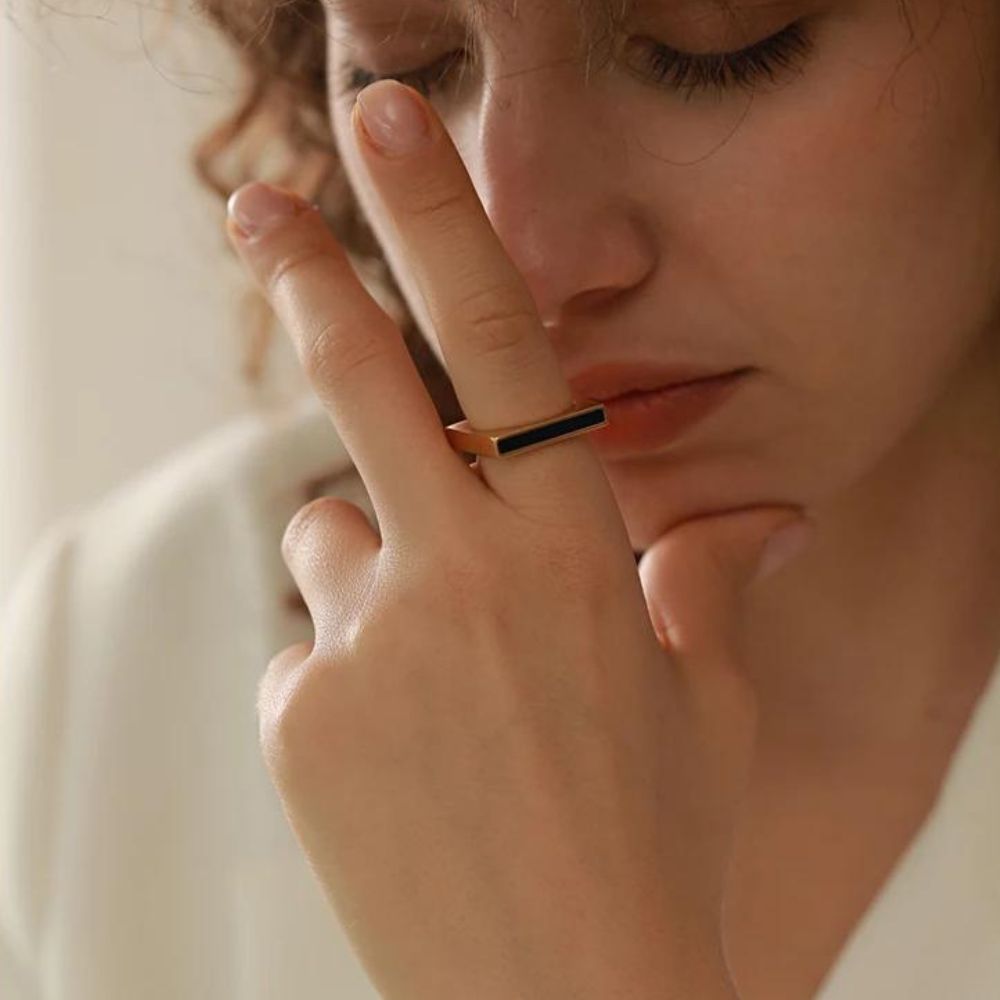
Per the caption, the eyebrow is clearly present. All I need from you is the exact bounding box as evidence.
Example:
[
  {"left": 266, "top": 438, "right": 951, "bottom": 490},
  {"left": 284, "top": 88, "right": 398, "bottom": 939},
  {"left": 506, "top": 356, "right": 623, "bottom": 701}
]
[
  {"left": 324, "top": 0, "right": 634, "bottom": 43},
  {"left": 437, "top": 0, "right": 741, "bottom": 14},
  {"left": 324, "top": 0, "right": 749, "bottom": 26},
  {"left": 324, "top": 0, "right": 751, "bottom": 55}
]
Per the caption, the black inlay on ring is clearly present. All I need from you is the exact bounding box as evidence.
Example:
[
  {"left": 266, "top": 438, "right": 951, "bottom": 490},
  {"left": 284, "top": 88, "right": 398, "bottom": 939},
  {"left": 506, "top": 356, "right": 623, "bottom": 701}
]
[{"left": 497, "top": 407, "right": 606, "bottom": 455}]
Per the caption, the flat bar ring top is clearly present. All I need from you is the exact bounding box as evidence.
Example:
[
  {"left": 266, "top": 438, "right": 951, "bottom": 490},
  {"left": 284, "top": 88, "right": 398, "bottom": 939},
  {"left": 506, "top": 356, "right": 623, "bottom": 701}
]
[{"left": 444, "top": 399, "right": 608, "bottom": 459}]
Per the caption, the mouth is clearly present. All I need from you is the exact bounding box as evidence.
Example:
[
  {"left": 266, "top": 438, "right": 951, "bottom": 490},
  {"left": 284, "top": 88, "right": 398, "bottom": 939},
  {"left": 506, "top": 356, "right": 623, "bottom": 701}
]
[
  {"left": 567, "top": 360, "right": 753, "bottom": 401},
  {"left": 575, "top": 367, "right": 755, "bottom": 458}
]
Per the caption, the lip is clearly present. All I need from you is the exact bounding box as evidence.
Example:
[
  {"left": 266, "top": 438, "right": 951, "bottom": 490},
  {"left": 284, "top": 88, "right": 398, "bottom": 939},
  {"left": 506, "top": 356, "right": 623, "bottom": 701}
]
[
  {"left": 567, "top": 360, "right": 747, "bottom": 402},
  {"left": 566, "top": 364, "right": 754, "bottom": 458}
]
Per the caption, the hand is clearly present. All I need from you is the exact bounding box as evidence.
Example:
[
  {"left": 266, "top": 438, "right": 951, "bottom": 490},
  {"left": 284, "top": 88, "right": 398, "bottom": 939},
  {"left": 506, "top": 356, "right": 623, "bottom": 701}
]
[{"left": 226, "top": 79, "right": 810, "bottom": 1000}]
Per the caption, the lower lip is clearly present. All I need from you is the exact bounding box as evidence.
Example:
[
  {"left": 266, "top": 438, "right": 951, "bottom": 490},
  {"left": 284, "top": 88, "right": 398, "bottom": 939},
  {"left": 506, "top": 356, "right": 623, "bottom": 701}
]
[{"left": 584, "top": 369, "right": 752, "bottom": 457}]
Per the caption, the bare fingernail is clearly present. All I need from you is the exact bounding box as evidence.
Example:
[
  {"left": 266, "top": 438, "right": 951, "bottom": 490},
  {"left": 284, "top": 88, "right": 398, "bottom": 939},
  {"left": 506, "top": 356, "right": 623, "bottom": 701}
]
[
  {"left": 227, "top": 182, "right": 314, "bottom": 240},
  {"left": 754, "top": 517, "right": 816, "bottom": 584},
  {"left": 355, "top": 80, "right": 432, "bottom": 158}
]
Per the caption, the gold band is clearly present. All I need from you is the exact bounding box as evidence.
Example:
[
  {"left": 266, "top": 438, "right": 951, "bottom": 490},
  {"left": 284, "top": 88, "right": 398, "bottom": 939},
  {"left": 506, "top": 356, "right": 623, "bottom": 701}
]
[{"left": 445, "top": 398, "right": 608, "bottom": 459}]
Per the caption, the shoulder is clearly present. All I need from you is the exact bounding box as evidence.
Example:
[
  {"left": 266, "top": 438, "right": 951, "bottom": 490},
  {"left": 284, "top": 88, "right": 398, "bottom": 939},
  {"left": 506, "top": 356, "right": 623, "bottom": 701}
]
[
  {"left": 2, "top": 393, "right": 368, "bottom": 655},
  {"left": 86, "top": 393, "right": 358, "bottom": 552},
  {"left": 0, "top": 396, "right": 367, "bottom": 987},
  {"left": 82, "top": 394, "right": 363, "bottom": 586}
]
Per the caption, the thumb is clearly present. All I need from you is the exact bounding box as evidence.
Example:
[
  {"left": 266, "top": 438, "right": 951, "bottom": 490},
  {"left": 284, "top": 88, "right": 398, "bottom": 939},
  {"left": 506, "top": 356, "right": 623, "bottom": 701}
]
[{"left": 637, "top": 506, "right": 815, "bottom": 680}]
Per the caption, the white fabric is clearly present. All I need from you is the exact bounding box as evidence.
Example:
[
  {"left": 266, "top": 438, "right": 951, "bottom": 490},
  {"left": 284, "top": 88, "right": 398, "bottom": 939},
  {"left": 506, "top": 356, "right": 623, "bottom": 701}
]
[{"left": 1, "top": 392, "right": 998, "bottom": 999}]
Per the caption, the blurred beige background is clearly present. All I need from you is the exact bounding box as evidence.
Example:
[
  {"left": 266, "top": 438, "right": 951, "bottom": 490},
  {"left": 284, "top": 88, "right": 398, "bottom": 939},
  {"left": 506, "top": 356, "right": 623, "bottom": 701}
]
[{"left": 0, "top": 0, "right": 307, "bottom": 608}]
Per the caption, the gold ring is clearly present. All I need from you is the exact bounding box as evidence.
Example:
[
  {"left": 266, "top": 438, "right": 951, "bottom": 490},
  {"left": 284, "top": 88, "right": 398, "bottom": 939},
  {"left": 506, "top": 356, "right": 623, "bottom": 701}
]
[{"left": 445, "top": 398, "right": 608, "bottom": 459}]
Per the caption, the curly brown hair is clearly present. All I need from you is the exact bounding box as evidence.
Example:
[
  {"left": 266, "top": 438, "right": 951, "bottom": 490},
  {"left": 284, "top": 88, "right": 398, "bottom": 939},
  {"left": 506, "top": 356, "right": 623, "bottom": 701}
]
[
  {"left": 190, "top": 0, "right": 633, "bottom": 399},
  {"left": 187, "top": 0, "right": 643, "bottom": 615},
  {"left": 188, "top": 0, "right": 474, "bottom": 615},
  {"left": 187, "top": 0, "right": 915, "bottom": 403},
  {"left": 190, "top": 2, "right": 460, "bottom": 401}
]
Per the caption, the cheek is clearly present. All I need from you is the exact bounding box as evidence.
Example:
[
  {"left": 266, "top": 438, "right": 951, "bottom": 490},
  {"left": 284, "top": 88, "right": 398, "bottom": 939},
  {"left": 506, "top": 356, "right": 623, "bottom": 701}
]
[
  {"left": 602, "top": 7, "right": 1000, "bottom": 545},
  {"left": 701, "top": 4, "right": 1000, "bottom": 441}
]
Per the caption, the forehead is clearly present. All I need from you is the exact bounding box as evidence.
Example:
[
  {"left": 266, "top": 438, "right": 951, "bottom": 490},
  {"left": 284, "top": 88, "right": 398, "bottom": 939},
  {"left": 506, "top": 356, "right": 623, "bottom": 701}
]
[
  {"left": 409, "top": 0, "right": 741, "bottom": 13},
  {"left": 325, "top": 0, "right": 744, "bottom": 28},
  {"left": 324, "top": 0, "right": 749, "bottom": 53},
  {"left": 324, "top": 0, "right": 617, "bottom": 47}
]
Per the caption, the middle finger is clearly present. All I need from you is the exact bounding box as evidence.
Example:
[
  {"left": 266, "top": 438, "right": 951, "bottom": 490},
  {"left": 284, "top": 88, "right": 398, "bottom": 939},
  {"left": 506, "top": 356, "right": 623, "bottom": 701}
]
[{"left": 349, "top": 79, "right": 613, "bottom": 510}]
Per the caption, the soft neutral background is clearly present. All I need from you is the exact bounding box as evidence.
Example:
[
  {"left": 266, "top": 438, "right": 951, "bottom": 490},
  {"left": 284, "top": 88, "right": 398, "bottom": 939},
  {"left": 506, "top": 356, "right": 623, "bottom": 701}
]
[{"left": 0, "top": 0, "right": 308, "bottom": 609}]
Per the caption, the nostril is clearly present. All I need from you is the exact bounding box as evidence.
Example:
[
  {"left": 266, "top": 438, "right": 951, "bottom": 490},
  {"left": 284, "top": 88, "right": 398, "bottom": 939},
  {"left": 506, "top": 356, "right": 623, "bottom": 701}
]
[
  {"left": 542, "top": 287, "right": 621, "bottom": 330},
  {"left": 576, "top": 287, "right": 622, "bottom": 310}
]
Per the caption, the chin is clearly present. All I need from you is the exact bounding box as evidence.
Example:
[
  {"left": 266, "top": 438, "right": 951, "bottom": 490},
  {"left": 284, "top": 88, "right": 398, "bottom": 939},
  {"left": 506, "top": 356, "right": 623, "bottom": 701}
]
[{"left": 599, "top": 448, "right": 809, "bottom": 553}]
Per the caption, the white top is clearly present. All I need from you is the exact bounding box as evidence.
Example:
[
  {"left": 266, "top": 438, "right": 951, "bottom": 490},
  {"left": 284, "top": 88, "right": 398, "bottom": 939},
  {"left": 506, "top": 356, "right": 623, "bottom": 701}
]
[{"left": 2, "top": 393, "right": 998, "bottom": 1000}]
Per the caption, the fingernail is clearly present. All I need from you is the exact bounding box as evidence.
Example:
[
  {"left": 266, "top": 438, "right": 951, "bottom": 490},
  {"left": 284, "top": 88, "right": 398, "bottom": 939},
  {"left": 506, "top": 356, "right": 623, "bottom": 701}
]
[
  {"left": 355, "top": 80, "right": 432, "bottom": 158},
  {"left": 227, "top": 182, "right": 313, "bottom": 240},
  {"left": 754, "top": 517, "right": 816, "bottom": 584}
]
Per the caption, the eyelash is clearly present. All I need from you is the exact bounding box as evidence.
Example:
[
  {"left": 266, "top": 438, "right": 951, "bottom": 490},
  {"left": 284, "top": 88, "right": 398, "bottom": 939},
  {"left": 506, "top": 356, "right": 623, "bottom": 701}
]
[
  {"left": 337, "top": 21, "right": 813, "bottom": 102},
  {"left": 645, "top": 21, "right": 813, "bottom": 100}
]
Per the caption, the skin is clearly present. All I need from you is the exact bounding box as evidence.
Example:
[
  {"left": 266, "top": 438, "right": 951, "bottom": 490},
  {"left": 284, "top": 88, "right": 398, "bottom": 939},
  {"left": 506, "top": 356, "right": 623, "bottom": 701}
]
[
  {"left": 235, "top": 0, "right": 1000, "bottom": 996},
  {"left": 227, "top": 116, "right": 802, "bottom": 996},
  {"left": 324, "top": 6, "right": 1000, "bottom": 805}
]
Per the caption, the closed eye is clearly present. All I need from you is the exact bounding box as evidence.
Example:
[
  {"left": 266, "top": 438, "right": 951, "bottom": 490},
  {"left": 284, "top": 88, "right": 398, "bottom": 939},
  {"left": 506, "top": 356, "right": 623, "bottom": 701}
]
[
  {"left": 335, "top": 19, "right": 814, "bottom": 102},
  {"left": 637, "top": 19, "right": 814, "bottom": 101}
]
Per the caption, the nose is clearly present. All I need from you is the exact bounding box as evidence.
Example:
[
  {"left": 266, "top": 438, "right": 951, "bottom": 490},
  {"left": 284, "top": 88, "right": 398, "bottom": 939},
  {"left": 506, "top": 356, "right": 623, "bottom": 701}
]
[{"left": 460, "top": 63, "right": 657, "bottom": 336}]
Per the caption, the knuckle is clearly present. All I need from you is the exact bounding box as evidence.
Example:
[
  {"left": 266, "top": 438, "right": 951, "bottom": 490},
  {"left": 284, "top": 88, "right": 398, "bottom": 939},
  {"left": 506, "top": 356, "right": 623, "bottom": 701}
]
[
  {"left": 257, "top": 642, "right": 317, "bottom": 756},
  {"left": 263, "top": 242, "right": 340, "bottom": 298},
  {"left": 301, "top": 315, "right": 390, "bottom": 394},
  {"left": 470, "top": 309, "right": 538, "bottom": 360},
  {"left": 260, "top": 657, "right": 342, "bottom": 775},
  {"left": 455, "top": 289, "right": 537, "bottom": 359},
  {"left": 258, "top": 641, "right": 313, "bottom": 716},
  {"left": 281, "top": 496, "right": 340, "bottom": 563},
  {"left": 403, "top": 185, "right": 466, "bottom": 222}
]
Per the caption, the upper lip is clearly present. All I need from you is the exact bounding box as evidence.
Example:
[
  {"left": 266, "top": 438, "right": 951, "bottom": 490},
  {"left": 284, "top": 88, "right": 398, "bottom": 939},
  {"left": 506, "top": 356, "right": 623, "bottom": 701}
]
[{"left": 567, "top": 361, "right": 751, "bottom": 403}]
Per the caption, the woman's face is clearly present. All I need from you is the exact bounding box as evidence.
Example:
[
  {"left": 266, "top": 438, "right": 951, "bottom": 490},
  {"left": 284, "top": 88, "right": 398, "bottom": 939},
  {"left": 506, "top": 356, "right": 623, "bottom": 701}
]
[{"left": 323, "top": 0, "right": 1000, "bottom": 551}]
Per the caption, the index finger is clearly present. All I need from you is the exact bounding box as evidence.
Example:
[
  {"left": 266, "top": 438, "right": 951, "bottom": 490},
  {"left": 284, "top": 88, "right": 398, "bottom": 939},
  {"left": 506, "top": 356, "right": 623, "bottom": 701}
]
[{"left": 225, "top": 185, "right": 484, "bottom": 541}]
